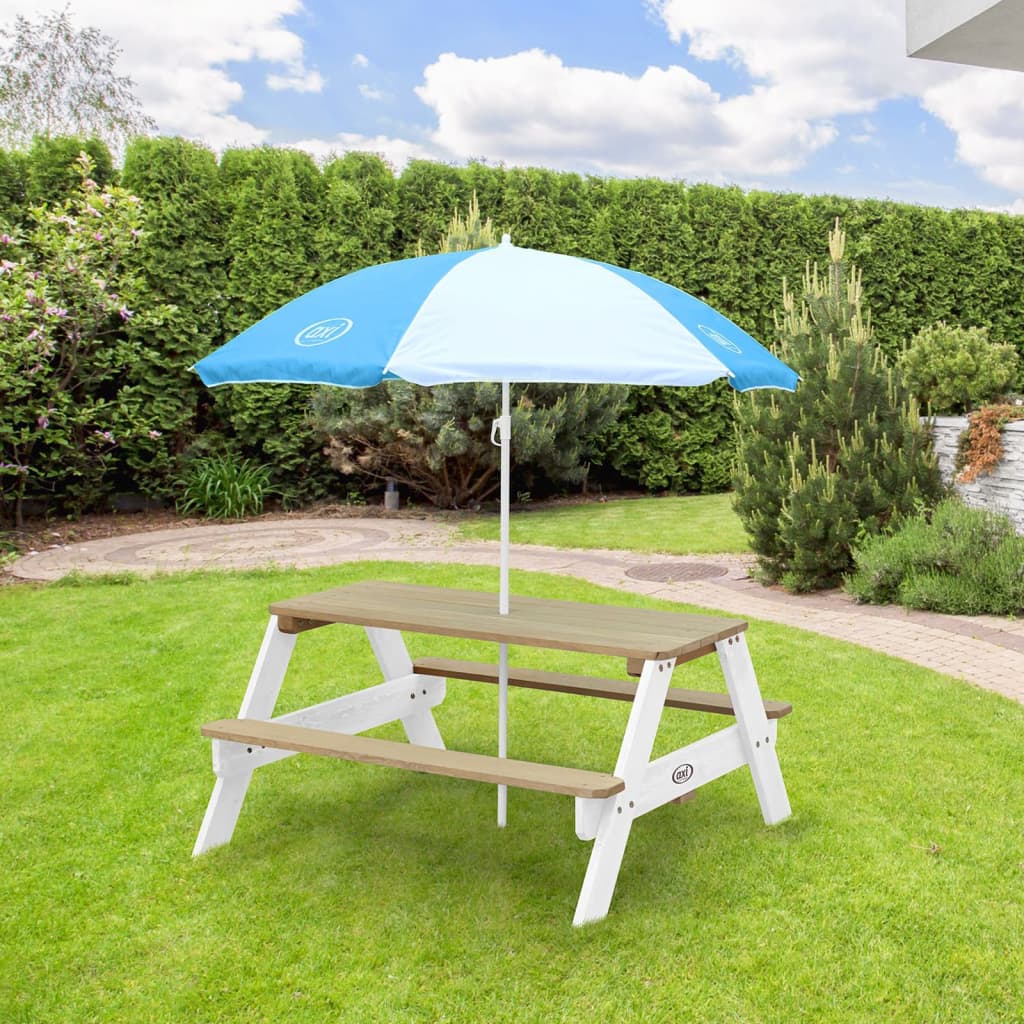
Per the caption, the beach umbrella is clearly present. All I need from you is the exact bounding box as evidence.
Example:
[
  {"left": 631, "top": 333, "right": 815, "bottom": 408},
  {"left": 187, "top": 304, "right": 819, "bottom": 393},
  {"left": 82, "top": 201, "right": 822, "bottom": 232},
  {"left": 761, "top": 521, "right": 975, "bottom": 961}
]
[{"left": 193, "top": 235, "right": 798, "bottom": 825}]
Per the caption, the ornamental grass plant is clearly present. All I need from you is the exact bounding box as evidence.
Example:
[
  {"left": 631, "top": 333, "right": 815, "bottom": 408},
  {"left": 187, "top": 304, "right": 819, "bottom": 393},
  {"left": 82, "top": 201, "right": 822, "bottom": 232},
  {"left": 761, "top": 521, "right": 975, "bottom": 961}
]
[{"left": 178, "top": 454, "right": 272, "bottom": 519}]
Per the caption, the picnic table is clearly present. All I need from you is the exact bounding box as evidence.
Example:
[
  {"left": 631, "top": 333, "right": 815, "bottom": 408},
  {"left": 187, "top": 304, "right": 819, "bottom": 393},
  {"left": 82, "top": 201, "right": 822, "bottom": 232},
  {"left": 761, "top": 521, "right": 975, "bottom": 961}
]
[{"left": 194, "top": 581, "right": 792, "bottom": 925}]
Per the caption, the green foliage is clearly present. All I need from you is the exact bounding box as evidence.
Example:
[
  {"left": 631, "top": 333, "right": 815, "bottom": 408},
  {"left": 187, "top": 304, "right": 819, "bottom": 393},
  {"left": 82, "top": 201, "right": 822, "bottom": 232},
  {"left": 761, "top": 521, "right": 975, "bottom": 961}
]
[
  {"left": 0, "top": 152, "right": 166, "bottom": 526},
  {"left": 597, "top": 381, "right": 735, "bottom": 494},
  {"left": 898, "top": 321, "right": 1021, "bottom": 414},
  {"left": 24, "top": 135, "right": 115, "bottom": 207},
  {"left": 5, "top": 143, "right": 1024, "bottom": 518},
  {"left": 846, "top": 499, "right": 1024, "bottom": 615},
  {"left": 311, "top": 380, "right": 625, "bottom": 507},
  {"left": 733, "top": 221, "right": 945, "bottom": 591},
  {"left": 178, "top": 454, "right": 272, "bottom": 518},
  {"left": 416, "top": 190, "right": 498, "bottom": 255},
  {"left": 119, "top": 136, "right": 228, "bottom": 497},
  {"left": 314, "top": 151, "right": 397, "bottom": 282},
  {"left": 214, "top": 147, "right": 333, "bottom": 503},
  {"left": 394, "top": 159, "right": 469, "bottom": 256},
  {"left": 0, "top": 146, "right": 26, "bottom": 222}
]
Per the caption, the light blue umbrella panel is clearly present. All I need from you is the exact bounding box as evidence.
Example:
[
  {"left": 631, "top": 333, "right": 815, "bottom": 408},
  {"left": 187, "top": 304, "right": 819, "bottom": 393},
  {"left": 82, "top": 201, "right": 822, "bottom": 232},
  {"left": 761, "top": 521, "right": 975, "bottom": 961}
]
[
  {"left": 194, "top": 236, "right": 798, "bottom": 393},
  {"left": 194, "top": 236, "right": 798, "bottom": 827}
]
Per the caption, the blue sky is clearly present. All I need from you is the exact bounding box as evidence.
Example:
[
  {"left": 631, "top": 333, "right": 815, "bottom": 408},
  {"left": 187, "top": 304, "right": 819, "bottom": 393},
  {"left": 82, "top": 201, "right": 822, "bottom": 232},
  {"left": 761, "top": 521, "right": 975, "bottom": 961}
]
[{"left": 5, "top": 0, "right": 1024, "bottom": 212}]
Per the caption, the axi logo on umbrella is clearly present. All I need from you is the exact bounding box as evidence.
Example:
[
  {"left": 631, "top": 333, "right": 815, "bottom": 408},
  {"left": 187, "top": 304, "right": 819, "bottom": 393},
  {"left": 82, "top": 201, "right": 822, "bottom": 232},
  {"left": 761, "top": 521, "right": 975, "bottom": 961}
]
[
  {"left": 697, "top": 323, "right": 742, "bottom": 354},
  {"left": 294, "top": 317, "right": 353, "bottom": 347}
]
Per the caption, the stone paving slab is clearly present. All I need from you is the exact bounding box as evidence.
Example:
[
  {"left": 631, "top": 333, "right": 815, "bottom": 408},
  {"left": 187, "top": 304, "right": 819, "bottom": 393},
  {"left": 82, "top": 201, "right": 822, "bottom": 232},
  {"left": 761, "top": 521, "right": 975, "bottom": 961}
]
[{"left": 9, "top": 515, "right": 1023, "bottom": 706}]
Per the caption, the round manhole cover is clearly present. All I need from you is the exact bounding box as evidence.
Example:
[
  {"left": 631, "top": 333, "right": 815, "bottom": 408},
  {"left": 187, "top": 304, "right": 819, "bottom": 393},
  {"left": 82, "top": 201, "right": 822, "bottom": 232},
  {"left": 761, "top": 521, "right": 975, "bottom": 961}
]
[{"left": 625, "top": 562, "right": 727, "bottom": 583}]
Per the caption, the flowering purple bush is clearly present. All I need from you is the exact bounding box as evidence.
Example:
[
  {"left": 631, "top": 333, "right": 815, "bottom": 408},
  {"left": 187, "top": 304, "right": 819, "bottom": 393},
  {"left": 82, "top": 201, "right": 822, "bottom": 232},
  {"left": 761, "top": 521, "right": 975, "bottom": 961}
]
[{"left": 0, "top": 153, "right": 168, "bottom": 525}]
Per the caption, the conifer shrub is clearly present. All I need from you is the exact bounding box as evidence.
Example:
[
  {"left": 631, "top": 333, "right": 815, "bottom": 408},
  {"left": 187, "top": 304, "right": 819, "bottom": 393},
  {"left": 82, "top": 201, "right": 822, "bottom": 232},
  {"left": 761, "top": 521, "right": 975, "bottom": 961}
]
[
  {"left": 213, "top": 147, "right": 334, "bottom": 504},
  {"left": 898, "top": 322, "right": 1020, "bottom": 414},
  {"left": 732, "top": 221, "right": 945, "bottom": 591},
  {"left": 845, "top": 499, "right": 1024, "bottom": 615}
]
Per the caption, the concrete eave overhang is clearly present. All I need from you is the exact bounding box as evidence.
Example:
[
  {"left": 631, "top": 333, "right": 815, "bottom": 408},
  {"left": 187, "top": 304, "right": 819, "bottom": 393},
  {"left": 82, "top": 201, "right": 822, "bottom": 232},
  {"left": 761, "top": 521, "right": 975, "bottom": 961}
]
[{"left": 907, "top": 0, "right": 1024, "bottom": 71}]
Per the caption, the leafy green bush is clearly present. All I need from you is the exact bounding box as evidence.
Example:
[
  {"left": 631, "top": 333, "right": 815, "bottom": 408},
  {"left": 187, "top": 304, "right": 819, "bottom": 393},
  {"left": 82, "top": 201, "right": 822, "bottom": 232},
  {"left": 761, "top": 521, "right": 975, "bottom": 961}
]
[
  {"left": 0, "top": 151, "right": 166, "bottom": 527},
  {"left": 898, "top": 322, "right": 1020, "bottom": 414},
  {"left": 178, "top": 455, "right": 272, "bottom": 519},
  {"left": 845, "top": 499, "right": 1024, "bottom": 615}
]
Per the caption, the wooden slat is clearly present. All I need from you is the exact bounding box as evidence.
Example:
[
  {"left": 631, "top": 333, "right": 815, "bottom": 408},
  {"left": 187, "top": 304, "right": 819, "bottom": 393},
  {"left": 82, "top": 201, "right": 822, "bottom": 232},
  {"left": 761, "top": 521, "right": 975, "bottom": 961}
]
[
  {"left": 201, "top": 719, "right": 626, "bottom": 798},
  {"left": 269, "top": 581, "right": 747, "bottom": 662},
  {"left": 411, "top": 657, "right": 793, "bottom": 720}
]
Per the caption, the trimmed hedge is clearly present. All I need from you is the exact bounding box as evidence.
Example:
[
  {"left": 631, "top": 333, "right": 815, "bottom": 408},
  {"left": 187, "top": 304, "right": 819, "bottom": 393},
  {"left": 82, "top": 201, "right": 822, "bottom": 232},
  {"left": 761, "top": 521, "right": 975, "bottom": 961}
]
[{"left": 4, "top": 138, "right": 1024, "bottom": 520}]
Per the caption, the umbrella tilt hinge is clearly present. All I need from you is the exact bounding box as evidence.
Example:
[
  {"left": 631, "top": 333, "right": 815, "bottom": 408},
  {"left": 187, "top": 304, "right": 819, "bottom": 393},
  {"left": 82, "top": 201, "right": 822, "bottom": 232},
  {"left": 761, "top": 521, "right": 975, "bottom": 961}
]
[{"left": 490, "top": 414, "right": 511, "bottom": 447}]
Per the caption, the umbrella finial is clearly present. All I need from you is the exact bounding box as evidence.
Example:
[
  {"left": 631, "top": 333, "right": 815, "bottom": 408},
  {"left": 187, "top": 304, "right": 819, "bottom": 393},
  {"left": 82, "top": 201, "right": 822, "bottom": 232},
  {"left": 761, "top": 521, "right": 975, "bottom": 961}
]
[{"left": 501, "top": 233, "right": 511, "bottom": 246}]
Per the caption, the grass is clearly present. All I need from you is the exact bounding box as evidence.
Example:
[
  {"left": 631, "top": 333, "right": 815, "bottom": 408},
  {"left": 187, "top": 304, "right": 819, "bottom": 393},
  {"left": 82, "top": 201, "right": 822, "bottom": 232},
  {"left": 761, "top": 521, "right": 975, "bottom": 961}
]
[
  {"left": 3, "top": 561, "right": 1023, "bottom": 1023},
  {"left": 456, "top": 493, "right": 751, "bottom": 555}
]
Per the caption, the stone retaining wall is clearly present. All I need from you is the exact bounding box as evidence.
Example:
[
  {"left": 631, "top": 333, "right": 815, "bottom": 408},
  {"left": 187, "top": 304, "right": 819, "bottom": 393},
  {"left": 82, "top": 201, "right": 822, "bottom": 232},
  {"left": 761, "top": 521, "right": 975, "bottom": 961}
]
[{"left": 930, "top": 415, "right": 1024, "bottom": 532}]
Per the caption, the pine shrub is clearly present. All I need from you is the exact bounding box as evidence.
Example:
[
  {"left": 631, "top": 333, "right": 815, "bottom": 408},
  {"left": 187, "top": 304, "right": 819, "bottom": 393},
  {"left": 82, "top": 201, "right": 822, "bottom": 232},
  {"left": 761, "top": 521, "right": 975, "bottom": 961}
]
[{"left": 733, "top": 221, "right": 945, "bottom": 591}]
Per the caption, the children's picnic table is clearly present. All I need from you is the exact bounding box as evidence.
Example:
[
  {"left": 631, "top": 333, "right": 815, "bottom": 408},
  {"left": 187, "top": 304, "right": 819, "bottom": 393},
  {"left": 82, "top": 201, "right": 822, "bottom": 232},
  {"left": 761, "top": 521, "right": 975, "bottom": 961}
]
[{"left": 194, "top": 581, "right": 792, "bottom": 926}]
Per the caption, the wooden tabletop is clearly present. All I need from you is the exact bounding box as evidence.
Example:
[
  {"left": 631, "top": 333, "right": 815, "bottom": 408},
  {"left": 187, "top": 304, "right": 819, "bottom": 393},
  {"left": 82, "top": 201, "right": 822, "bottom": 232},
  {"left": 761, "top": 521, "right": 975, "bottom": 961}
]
[{"left": 270, "top": 581, "right": 747, "bottom": 661}]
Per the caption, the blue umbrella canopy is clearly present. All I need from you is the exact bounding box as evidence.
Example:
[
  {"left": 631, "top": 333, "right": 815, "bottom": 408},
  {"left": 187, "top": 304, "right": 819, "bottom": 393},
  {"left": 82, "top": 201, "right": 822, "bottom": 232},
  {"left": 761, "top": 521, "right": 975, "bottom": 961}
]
[{"left": 193, "top": 237, "right": 797, "bottom": 393}]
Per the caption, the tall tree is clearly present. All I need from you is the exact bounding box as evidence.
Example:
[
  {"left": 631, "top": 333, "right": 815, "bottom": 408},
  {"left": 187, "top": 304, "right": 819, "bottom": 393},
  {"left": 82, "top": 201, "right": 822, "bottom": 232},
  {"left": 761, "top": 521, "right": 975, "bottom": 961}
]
[{"left": 0, "top": 7, "right": 155, "bottom": 151}]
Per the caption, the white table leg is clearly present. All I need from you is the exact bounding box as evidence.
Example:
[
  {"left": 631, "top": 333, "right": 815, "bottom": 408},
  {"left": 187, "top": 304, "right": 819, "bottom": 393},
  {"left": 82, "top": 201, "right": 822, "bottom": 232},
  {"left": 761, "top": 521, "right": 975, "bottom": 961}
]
[
  {"left": 573, "top": 656, "right": 675, "bottom": 926},
  {"left": 365, "top": 627, "right": 445, "bottom": 749},
  {"left": 716, "top": 633, "right": 791, "bottom": 825},
  {"left": 193, "top": 617, "right": 296, "bottom": 856}
]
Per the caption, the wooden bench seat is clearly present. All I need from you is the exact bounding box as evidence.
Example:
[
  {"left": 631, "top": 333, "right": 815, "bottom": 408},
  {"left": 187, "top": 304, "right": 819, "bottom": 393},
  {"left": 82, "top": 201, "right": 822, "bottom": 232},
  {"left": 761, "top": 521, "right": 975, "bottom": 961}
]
[
  {"left": 201, "top": 718, "right": 625, "bottom": 799},
  {"left": 411, "top": 657, "right": 793, "bottom": 720}
]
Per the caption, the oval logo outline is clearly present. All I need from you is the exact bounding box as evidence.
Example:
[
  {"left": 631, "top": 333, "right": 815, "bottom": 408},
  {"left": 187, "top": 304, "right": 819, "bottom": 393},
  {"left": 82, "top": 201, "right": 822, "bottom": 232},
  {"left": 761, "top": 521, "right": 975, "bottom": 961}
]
[
  {"left": 672, "top": 763, "right": 694, "bottom": 785},
  {"left": 697, "top": 323, "right": 742, "bottom": 354},
  {"left": 294, "top": 317, "right": 353, "bottom": 347}
]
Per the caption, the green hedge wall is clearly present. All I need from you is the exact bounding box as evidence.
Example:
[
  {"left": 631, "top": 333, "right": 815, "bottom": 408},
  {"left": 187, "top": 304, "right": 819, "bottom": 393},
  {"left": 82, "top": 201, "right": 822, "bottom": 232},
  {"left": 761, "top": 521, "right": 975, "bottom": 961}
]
[{"left": 4, "top": 137, "right": 1024, "bottom": 517}]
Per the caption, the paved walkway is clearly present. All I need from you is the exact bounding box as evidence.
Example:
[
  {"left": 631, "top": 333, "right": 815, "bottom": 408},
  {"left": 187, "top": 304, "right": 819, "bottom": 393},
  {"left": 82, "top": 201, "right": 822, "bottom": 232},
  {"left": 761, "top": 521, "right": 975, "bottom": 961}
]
[{"left": 10, "top": 515, "right": 1024, "bottom": 705}]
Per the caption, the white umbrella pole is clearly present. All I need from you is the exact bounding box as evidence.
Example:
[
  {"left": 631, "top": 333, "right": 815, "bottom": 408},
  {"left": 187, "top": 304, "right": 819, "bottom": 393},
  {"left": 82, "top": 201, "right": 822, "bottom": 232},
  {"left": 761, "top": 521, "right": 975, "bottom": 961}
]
[{"left": 497, "top": 380, "right": 511, "bottom": 827}]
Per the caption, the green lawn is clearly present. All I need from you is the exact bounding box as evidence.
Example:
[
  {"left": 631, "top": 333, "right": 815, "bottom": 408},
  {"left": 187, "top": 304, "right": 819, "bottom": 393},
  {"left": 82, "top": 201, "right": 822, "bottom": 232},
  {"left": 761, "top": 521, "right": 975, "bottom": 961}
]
[
  {"left": 3, "top": 562, "right": 1022, "bottom": 1023},
  {"left": 456, "top": 493, "right": 751, "bottom": 554}
]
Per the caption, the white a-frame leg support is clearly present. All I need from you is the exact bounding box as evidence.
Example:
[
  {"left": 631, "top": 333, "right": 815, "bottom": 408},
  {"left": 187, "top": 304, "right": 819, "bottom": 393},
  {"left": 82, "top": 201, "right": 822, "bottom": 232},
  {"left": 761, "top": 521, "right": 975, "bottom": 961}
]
[
  {"left": 192, "top": 618, "right": 445, "bottom": 857},
  {"left": 571, "top": 632, "right": 791, "bottom": 926}
]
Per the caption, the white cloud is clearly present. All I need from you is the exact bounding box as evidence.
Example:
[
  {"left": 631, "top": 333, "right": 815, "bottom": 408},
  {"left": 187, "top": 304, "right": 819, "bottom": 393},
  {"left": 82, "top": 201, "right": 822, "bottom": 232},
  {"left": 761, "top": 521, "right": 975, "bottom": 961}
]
[
  {"left": 921, "top": 68, "right": 1024, "bottom": 195},
  {"left": 352, "top": 52, "right": 370, "bottom": 67},
  {"left": 268, "top": 69, "right": 325, "bottom": 93},
  {"left": 358, "top": 83, "right": 386, "bottom": 101},
  {"left": 650, "top": 0, "right": 948, "bottom": 115},
  {"left": 414, "top": 48, "right": 840, "bottom": 180},
  {"left": 650, "top": 0, "right": 1024, "bottom": 202},
  {"left": 0, "top": 0, "right": 320, "bottom": 151}
]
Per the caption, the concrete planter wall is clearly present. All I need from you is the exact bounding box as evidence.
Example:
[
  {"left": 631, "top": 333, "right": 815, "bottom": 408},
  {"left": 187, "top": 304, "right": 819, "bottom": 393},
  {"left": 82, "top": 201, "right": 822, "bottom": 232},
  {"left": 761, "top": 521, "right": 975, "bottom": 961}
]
[{"left": 930, "top": 415, "right": 1024, "bottom": 532}]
